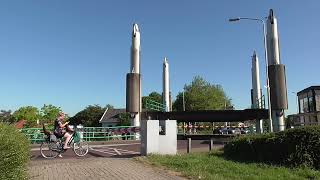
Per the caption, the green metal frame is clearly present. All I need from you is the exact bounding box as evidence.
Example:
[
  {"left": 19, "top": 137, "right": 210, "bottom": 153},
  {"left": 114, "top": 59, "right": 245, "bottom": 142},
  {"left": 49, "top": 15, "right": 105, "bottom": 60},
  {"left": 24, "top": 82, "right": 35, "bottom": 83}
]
[
  {"left": 20, "top": 126, "right": 139, "bottom": 144},
  {"left": 145, "top": 98, "right": 166, "bottom": 112}
]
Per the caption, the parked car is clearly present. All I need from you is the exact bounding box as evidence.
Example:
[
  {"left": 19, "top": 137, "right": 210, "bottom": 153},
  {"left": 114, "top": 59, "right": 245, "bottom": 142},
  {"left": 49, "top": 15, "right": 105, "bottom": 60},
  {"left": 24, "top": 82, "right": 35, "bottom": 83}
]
[
  {"left": 221, "top": 128, "right": 229, "bottom": 134},
  {"left": 220, "top": 127, "right": 235, "bottom": 134},
  {"left": 228, "top": 128, "right": 235, "bottom": 134},
  {"left": 213, "top": 128, "right": 222, "bottom": 134},
  {"left": 240, "top": 128, "right": 250, "bottom": 134},
  {"left": 233, "top": 128, "right": 241, "bottom": 135}
]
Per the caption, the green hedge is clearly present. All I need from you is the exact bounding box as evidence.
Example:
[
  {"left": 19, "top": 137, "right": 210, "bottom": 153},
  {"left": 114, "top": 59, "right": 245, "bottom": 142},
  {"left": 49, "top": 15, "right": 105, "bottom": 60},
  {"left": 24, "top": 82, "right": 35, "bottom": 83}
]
[
  {"left": 0, "top": 123, "right": 30, "bottom": 179},
  {"left": 224, "top": 126, "right": 320, "bottom": 169}
]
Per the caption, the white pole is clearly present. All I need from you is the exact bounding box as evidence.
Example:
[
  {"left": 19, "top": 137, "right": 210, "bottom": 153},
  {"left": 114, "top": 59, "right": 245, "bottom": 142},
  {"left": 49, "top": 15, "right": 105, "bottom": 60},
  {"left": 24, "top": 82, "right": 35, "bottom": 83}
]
[
  {"left": 163, "top": 58, "right": 170, "bottom": 112},
  {"left": 182, "top": 91, "right": 186, "bottom": 134},
  {"left": 252, "top": 51, "right": 263, "bottom": 133},
  {"left": 261, "top": 20, "right": 273, "bottom": 133},
  {"left": 160, "top": 57, "right": 170, "bottom": 134}
]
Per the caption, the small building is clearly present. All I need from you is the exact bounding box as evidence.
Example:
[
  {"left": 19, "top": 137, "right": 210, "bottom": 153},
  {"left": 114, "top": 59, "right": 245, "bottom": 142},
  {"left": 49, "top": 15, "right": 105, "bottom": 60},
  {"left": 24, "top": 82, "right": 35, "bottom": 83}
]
[
  {"left": 99, "top": 108, "right": 126, "bottom": 127},
  {"left": 15, "top": 120, "right": 26, "bottom": 129},
  {"left": 290, "top": 86, "right": 320, "bottom": 126}
]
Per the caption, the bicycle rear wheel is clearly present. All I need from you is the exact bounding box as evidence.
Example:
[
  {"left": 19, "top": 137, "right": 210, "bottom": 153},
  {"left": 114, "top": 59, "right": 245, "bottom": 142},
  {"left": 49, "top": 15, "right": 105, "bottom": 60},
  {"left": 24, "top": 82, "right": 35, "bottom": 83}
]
[
  {"left": 40, "top": 141, "right": 60, "bottom": 159},
  {"left": 73, "top": 141, "right": 89, "bottom": 157}
]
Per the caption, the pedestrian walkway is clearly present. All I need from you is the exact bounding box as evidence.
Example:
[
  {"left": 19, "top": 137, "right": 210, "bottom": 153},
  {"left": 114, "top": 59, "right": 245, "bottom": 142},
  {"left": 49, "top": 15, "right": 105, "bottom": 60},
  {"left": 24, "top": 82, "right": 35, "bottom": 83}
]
[{"left": 28, "top": 157, "right": 185, "bottom": 180}]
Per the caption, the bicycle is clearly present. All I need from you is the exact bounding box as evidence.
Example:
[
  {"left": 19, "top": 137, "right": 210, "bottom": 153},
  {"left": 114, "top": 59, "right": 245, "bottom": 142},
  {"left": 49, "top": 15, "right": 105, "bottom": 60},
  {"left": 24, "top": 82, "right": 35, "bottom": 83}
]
[{"left": 40, "top": 125, "right": 89, "bottom": 159}]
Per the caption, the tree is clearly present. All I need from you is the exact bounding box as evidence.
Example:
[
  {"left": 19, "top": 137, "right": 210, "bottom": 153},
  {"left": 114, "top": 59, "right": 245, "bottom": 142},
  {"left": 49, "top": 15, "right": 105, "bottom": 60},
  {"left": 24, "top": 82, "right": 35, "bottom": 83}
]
[
  {"left": 0, "top": 110, "right": 15, "bottom": 124},
  {"left": 173, "top": 76, "right": 234, "bottom": 129},
  {"left": 142, "top": 91, "right": 162, "bottom": 109},
  {"left": 118, "top": 112, "right": 131, "bottom": 126},
  {"left": 148, "top": 92, "right": 162, "bottom": 103},
  {"left": 105, "top": 104, "right": 114, "bottom": 110},
  {"left": 40, "top": 104, "right": 62, "bottom": 124},
  {"left": 12, "top": 106, "right": 40, "bottom": 127},
  {"left": 69, "top": 105, "right": 106, "bottom": 127},
  {"left": 173, "top": 76, "right": 233, "bottom": 111}
]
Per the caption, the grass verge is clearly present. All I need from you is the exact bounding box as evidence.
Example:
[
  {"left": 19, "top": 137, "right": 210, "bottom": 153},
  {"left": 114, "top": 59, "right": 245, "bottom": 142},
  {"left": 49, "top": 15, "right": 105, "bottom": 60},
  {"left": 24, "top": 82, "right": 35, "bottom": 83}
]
[{"left": 140, "top": 150, "right": 320, "bottom": 180}]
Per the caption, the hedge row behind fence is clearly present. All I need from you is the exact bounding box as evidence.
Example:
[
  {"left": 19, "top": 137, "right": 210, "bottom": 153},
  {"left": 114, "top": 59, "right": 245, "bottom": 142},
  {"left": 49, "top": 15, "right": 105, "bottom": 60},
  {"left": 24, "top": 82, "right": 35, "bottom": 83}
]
[
  {"left": 0, "top": 123, "right": 30, "bottom": 179},
  {"left": 224, "top": 126, "right": 320, "bottom": 169}
]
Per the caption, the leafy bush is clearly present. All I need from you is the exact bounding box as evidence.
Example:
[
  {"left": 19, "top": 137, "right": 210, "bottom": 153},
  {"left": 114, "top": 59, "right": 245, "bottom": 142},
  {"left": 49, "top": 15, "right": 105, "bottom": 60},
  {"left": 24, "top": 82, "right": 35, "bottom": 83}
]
[
  {"left": 0, "top": 123, "right": 30, "bottom": 179},
  {"left": 224, "top": 126, "right": 320, "bottom": 169}
]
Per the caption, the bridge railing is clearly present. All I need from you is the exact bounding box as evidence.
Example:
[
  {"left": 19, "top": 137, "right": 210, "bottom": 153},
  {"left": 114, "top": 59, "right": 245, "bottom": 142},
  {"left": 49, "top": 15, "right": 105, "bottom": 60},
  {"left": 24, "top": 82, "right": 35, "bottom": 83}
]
[
  {"left": 20, "top": 128, "right": 45, "bottom": 143},
  {"left": 177, "top": 125, "right": 256, "bottom": 135},
  {"left": 81, "top": 126, "right": 140, "bottom": 142},
  {"left": 20, "top": 126, "right": 140, "bottom": 144},
  {"left": 251, "top": 95, "right": 266, "bottom": 109},
  {"left": 145, "top": 98, "right": 166, "bottom": 112}
]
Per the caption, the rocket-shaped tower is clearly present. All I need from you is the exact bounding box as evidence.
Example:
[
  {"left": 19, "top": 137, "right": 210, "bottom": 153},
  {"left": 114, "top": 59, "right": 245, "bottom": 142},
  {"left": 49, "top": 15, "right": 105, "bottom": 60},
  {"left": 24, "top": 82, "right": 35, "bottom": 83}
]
[
  {"left": 251, "top": 51, "right": 263, "bottom": 133},
  {"left": 159, "top": 57, "right": 170, "bottom": 134},
  {"left": 163, "top": 57, "right": 170, "bottom": 112},
  {"left": 266, "top": 9, "right": 288, "bottom": 132},
  {"left": 126, "top": 24, "right": 142, "bottom": 128}
]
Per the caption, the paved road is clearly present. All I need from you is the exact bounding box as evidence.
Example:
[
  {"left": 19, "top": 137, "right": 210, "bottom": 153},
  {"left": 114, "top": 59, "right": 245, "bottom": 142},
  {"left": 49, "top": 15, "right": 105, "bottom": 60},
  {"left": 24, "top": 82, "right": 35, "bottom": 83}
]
[
  {"left": 28, "top": 157, "right": 186, "bottom": 180},
  {"left": 28, "top": 140, "right": 223, "bottom": 179},
  {"left": 31, "top": 140, "right": 223, "bottom": 160}
]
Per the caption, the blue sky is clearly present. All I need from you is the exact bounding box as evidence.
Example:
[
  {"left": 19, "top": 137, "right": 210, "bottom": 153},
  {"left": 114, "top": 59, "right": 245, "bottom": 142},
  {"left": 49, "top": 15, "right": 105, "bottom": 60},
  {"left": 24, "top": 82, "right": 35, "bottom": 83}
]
[{"left": 0, "top": 1, "right": 319, "bottom": 116}]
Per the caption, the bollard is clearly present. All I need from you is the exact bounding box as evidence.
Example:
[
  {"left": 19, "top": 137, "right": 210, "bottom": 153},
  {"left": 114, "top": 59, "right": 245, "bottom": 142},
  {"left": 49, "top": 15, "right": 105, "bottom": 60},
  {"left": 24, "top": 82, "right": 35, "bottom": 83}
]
[
  {"left": 209, "top": 139, "right": 214, "bottom": 151},
  {"left": 187, "top": 138, "right": 192, "bottom": 153}
]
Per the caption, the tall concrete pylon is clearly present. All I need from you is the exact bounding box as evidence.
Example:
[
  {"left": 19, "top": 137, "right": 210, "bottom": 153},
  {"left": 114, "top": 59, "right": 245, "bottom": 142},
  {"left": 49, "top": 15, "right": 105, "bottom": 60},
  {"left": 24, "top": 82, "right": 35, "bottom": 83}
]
[
  {"left": 163, "top": 57, "right": 170, "bottom": 112},
  {"left": 251, "top": 51, "right": 263, "bottom": 133},
  {"left": 126, "top": 23, "right": 142, "bottom": 132},
  {"left": 160, "top": 57, "right": 170, "bottom": 134},
  {"left": 266, "top": 9, "right": 288, "bottom": 132}
]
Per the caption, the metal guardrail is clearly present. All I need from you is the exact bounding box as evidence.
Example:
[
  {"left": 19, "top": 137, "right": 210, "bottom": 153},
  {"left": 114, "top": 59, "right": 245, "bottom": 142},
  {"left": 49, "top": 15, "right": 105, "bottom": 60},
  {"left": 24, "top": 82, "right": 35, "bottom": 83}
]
[
  {"left": 22, "top": 125, "right": 253, "bottom": 144},
  {"left": 20, "top": 128, "right": 45, "bottom": 143},
  {"left": 21, "top": 126, "right": 140, "bottom": 143},
  {"left": 177, "top": 134, "right": 239, "bottom": 153}
]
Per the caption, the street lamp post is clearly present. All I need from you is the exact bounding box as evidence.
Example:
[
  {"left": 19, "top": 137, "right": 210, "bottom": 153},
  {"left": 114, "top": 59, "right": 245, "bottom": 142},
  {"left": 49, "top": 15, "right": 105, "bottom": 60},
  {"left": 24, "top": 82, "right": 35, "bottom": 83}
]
[
  {"left": 182, "top": 91, "right": 186, "bottom": 134},
  {"left": 291, "top": 92, "right": 299, "bottom": 114},
  {"left": 229, "top": 17, "right": 273, "bottom": 132}
]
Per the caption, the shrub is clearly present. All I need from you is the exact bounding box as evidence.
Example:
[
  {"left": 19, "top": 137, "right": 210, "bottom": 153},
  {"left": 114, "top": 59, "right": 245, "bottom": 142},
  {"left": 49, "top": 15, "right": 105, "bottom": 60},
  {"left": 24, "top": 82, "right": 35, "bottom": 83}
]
[
  {"left": 224, "top": 126, "right": 320, "bottom": 169},
  {"left": 0, "top": 123, "right": 30, "bottom": 179}
]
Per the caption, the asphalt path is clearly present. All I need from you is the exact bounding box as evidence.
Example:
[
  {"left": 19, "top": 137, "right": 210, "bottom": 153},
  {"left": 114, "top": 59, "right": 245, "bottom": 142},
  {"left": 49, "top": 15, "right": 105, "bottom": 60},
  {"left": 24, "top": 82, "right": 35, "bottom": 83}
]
[{"left": 31, "top": 140, "right": 224, "bottom": 160}]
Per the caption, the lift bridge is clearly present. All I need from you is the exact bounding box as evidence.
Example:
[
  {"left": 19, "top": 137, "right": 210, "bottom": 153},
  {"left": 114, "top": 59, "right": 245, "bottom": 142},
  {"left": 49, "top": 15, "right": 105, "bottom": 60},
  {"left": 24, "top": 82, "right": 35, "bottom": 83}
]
[
  {"left": 143, "top": 97, "right": 268, "bottom": 122},
  {"left": 141, "top": 109, "right": 268, "bottom": 122}
]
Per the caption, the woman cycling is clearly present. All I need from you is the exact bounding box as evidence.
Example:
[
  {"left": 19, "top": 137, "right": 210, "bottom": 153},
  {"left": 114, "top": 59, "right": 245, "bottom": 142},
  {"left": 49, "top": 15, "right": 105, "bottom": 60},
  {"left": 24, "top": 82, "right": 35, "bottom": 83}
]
[{"left": 54, "top": 112, "right": 72, "bottom": 150}]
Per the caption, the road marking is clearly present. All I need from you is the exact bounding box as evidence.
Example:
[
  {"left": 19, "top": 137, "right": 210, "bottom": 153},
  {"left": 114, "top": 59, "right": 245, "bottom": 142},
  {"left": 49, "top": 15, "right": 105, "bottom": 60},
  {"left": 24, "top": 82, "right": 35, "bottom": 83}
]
[
  {"left": 114, "top": 149, "right": 140, "bottom": 154},
  {"left": 89, "top": 143, "right": 141, "bottom": 148},
  {"left": 89, "top": 146, "right": 140, "bottom": 155},
  {"left": 113, "top": 148, "right": 121, "bottom": 155},
  {"left": 89, "top": 147, "right": 118, "bottom": 155}
]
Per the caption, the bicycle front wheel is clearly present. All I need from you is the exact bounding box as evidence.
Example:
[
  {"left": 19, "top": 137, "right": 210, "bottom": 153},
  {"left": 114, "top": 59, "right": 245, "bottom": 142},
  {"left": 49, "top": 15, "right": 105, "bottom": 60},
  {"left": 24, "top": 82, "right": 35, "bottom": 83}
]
[
  {"left": 40, "top": 141, "right": 60, "bottom": 159},
  {"left": 73, "top": 141, "right": 89, "bottom": 157}
]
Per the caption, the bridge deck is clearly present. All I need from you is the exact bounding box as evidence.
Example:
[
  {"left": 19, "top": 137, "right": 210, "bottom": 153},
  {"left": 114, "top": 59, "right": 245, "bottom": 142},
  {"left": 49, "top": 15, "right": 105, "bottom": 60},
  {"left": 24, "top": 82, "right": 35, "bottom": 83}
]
[{"left": 141, "top": 109, "right": 268, "bottom": 122}]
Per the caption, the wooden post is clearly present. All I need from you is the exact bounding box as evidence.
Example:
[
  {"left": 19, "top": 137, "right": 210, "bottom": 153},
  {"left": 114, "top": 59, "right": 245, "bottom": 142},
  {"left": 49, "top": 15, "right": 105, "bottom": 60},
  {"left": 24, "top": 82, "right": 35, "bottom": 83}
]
[
  {"left": 187, "top": 138, "right": 192, "bottom": 153},
  {"left": 209, "top": 138, "right": 214, "bottom": 151}
]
